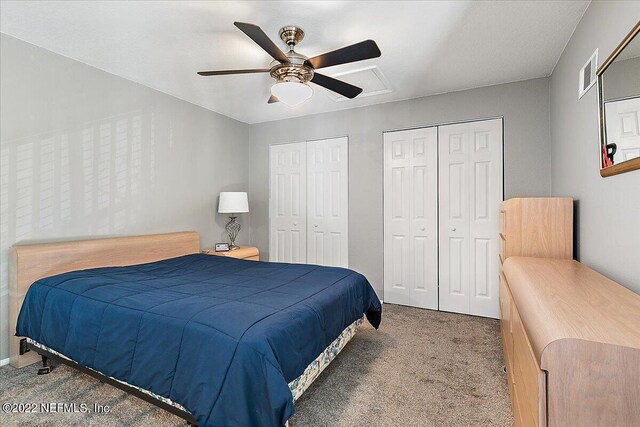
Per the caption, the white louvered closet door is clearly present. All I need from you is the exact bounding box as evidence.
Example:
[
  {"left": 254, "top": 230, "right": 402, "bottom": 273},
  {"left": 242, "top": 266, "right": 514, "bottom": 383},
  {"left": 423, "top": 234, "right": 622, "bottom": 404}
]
[
  {"left": 269, "top": 142, "right": 307, "bottom": 263},
  {"left": 438, "top": 118, "right": 503, "bottom": 318},
  {"left": 306, "top": 137, "right": 349, "bottom": 268},
  {"left": 383, "top": 127, "right": 439, "bottom": 310}
]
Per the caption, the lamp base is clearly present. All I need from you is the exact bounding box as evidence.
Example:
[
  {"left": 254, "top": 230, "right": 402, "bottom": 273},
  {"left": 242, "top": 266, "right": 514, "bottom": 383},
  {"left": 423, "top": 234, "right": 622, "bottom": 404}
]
[{"left": 225, "top": 216, "right": 241, "bottom": 250}]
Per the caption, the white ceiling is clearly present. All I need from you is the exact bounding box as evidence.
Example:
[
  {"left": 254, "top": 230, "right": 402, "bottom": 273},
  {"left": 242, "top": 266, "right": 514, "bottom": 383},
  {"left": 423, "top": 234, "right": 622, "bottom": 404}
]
[{"left": 0, "top": 0, "right": 589, "bottom": 124}]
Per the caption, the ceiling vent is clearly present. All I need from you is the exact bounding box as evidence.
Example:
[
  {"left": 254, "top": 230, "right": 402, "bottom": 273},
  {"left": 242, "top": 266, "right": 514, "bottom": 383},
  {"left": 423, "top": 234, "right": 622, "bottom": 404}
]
[{"left": 322, "top": 66, "right": 393, "bottom": 102}]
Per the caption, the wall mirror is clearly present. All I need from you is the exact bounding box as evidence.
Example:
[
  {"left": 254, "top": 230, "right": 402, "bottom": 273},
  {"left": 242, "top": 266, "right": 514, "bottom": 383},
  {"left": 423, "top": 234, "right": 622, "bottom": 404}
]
[{"left": 597, "top": 21, "right": 640, "bottom": 177}]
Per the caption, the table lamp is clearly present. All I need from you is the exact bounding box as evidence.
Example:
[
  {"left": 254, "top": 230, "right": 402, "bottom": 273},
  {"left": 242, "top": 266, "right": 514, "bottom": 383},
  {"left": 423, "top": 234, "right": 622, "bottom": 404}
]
[{"left": 218, "top": 192, "right": 249, "bottom": 250}]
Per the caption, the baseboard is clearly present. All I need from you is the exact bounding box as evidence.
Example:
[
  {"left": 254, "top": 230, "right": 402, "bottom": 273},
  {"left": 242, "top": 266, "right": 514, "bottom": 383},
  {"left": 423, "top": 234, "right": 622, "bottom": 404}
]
[{"left": 0, "top": 358, "right": 10, "bottom": 367}]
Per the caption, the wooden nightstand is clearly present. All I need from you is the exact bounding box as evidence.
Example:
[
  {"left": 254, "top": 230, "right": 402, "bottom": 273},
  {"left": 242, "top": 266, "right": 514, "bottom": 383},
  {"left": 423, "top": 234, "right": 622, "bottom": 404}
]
[{"left": 202, "top": 246, "right": 259, "bottom": 261}]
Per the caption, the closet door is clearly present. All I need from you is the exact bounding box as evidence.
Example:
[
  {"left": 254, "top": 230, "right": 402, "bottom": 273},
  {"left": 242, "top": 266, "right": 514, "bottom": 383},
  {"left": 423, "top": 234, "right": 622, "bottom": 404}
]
[
  {"left": 269, "top": 142, "right": 307, "bottom": 263},
  {"left": 306, "top": 137, "right": 349, "bottom": 267},
  {"left": 383, "top": 127, "right": 438, "bottom": 310},
  {"left": 438, "top": 118, "right": 503, "bottom": 318}
]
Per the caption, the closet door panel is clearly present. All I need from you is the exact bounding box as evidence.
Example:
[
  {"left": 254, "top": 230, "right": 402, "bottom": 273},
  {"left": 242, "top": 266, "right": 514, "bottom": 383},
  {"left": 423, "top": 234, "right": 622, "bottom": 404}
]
[
  {"left": 384, "top": 127, "right": 438, "bottom": 310},
  {"left": 468, "top": 121, "right": 503, "bottom": 318},
  {"left": 439, "top": 119, "right": 503, "bottom": 318},
  {"left": 269, "top": 143, "right": 307, "bottom": 263},
  {"left": 384, "top": 137, "right": 413, "bottom": 306},
  {"left": 439, "top": 127, "right": 471, "bottom": 314},
  {"left": 306, "top": 137, "right": 348, "bottom": 267}
]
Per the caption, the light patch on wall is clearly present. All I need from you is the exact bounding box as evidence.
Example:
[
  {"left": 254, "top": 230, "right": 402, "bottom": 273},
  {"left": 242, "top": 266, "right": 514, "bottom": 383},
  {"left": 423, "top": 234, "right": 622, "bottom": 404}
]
[
  {"left": 578, "top": 48, "right": 598, "bottom": 99},
  {"left": 0, "top": 112, "right": 154, "bottom": 350},
  {"left": 322, "top": 66, "right": 393, "bottom": 102}
]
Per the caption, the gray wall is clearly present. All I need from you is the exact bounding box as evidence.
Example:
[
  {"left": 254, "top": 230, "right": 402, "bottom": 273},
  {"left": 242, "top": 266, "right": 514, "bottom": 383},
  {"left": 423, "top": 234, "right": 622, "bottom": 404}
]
[
  {"left": 0, "top": 34, "right": 250, "bottom": 360},
  {"left": 550, "top": 1, "right": 640, "bottom": 293},
  {"left": 248, "top": 78, "right": 552, "bottom": 297}
]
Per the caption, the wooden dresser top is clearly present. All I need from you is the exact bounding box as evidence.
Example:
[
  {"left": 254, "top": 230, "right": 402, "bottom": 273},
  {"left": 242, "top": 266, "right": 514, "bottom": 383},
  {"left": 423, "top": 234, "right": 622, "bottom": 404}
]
[{"left": 503, "top": 257, "right": 640, "bottom": 365}]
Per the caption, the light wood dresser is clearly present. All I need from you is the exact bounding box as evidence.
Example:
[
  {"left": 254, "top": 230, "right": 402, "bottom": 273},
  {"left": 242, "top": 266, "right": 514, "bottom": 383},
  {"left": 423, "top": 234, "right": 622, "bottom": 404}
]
[
  {"left": 499, "top": 198, "right": 640, "bottom": 426},
  {"left": 499, "top": 197, "right": 573, "bottom": 267}
]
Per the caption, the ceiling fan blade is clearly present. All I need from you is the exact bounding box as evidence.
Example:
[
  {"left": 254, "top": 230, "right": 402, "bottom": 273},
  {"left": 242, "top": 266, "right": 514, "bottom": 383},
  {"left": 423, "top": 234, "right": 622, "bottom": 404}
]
[
  {"left": 234, "top": 22, "right": 289, "bottom": 63},
  {"left": 311, "top": 73, "right": 363, "bottom": 99},
  {"left": 197, "top": 69, "right": 270, "bottom": 76},
  {"left": 268, "top": 95, "right": 279, "bottom": 104},
  {"left": 306, "top": 40, "right": 381, "bottom": 69}
]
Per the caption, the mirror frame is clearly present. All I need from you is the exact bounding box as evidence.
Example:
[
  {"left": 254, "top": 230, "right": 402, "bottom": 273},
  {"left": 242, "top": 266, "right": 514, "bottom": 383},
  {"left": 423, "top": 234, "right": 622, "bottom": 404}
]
[{"left": 596, "top": 20, "right": 640, "bottom": 177}]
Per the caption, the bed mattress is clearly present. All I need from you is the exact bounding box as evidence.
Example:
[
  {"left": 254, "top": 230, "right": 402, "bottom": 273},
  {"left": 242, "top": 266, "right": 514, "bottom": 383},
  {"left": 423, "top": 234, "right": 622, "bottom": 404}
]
[{"left": 16, "top": 254, "right": 381, "bottom": 426}]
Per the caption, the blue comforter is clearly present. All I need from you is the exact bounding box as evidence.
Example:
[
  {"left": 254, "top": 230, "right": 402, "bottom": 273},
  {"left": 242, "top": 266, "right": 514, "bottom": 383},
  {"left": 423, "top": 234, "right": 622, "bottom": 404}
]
[{"left": 16, "top": 254, "right": 381, "bottom": 426}]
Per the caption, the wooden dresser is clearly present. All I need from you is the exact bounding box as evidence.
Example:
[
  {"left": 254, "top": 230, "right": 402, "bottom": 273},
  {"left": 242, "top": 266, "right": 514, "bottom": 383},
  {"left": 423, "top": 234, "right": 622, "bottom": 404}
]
[
  {"left": 499, "top": 198, "right": 640, "bottom": 426},
  {"left": 499, "top": 197, "right": 573, "bottom": 267}
]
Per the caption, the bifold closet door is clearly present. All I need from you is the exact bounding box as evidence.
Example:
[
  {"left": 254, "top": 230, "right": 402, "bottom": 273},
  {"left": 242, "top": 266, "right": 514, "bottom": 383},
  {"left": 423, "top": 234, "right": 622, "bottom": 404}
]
[
  {"left": 383, "top": 127, "right": 438, "bottom": 310},
  {"left": 438, "top": 118, "right": 503, "bottom": 318},
  {"left": 306, "top": 137, "right": 349, "bottom": 268},
  {"left": 269, "top": 142, "right": 307, "bottom": 263}
]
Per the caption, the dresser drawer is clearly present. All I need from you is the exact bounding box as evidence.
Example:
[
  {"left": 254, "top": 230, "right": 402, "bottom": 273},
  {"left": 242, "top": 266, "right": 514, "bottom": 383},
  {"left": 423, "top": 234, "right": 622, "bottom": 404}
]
[
  {"left": 513, "top": 385, "right": 527, "bottom": 427},
  {"left": 512, "top": 304, "right": 546, "bottom": 427},
  {"left": 499, "top": 274, "right": 513, "bottom": 370}
]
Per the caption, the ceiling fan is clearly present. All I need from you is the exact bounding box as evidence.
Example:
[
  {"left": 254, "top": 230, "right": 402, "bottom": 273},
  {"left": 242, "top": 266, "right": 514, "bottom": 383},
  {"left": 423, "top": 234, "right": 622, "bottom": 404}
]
[{"left": 198, "top": 22, "right": 382, "bottom": 106}]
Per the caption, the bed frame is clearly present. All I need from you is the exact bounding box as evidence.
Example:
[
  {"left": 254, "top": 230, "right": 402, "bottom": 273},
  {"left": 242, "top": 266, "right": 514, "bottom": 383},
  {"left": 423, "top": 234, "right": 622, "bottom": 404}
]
[{"left": 24, "top": 341, "right": 198, "bottom": 425}]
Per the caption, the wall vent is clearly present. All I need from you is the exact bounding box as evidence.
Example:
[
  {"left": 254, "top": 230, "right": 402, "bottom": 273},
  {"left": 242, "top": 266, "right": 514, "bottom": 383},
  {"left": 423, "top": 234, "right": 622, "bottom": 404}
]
[
  {"left": 322, "top": 66, "right": 393, "bottom": 102},
  {"left": 578, "top": 49, "right": 598, "bottom": 99}
]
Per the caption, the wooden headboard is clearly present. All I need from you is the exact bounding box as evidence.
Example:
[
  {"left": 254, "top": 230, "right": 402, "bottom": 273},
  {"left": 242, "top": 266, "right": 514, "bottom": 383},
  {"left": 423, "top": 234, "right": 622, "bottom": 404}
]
[{"left": 9, "top": 231, "right": 200, "bottom": 368}]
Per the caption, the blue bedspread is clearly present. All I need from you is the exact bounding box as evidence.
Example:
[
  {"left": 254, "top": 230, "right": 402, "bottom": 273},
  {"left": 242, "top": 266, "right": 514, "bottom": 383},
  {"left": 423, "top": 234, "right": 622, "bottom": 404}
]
[{"left": 16, "top": 254, "right": 381, "bottom": 426}]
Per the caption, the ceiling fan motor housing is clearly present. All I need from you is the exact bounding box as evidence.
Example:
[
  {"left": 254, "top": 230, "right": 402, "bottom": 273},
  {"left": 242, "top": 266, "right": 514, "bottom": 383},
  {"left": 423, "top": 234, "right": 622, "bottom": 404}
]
[{"left": 269, "top": 48, "right": 313, "bottom": 84}]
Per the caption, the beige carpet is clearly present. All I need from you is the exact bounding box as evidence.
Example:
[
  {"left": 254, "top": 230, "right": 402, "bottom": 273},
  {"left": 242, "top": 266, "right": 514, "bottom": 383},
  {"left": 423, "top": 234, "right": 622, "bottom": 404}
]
[{"left": 0, "top": 304, "right": 511, "bottom": 426}]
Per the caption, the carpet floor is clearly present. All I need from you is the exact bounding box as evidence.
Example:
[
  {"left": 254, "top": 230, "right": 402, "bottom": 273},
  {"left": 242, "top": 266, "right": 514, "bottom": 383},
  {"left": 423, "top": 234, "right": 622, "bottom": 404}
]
[{"left": 0, "top": 304, "right": 511, "bottom": 426}]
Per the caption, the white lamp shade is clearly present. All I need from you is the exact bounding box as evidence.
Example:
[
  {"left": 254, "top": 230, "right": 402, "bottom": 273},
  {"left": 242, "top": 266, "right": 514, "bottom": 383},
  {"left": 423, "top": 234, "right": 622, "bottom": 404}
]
[
  {"left": 271, "top": 82, "right": 313, "bottom": 106},
  {"left": 218, "top": 192, "right": 249, "bottom": 214}
]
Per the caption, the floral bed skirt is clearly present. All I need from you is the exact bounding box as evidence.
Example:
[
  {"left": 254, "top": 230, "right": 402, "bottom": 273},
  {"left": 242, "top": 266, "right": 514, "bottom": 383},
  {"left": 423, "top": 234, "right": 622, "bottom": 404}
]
[{"left": 27, "top": 316, "right": 363, "bottom": 414}]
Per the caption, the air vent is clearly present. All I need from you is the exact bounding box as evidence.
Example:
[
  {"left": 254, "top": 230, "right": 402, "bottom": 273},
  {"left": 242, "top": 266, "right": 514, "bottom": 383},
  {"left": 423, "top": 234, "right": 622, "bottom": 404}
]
[
  {"left": 322, "top": 66, "right": 393, "bottom": 102},
  {"left": 578, "top": 49, "right": 598, "bottom": 99}
]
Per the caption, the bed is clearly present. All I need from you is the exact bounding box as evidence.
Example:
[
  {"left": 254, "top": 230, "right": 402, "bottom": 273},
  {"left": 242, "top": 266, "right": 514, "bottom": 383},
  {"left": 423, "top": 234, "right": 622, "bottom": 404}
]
[{"left": 10, "top": 232, "right": 382, "bottom": 427}]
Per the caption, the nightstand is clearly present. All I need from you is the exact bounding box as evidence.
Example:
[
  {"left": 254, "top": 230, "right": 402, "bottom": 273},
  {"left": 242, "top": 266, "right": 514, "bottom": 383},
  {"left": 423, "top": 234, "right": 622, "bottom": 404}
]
[{"left": 202, "top": 246, "right": 259, "bottom": 261}]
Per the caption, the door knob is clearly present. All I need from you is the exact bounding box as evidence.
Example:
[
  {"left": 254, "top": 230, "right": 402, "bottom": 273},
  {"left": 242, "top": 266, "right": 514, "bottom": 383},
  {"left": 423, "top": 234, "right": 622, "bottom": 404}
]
[
  {"left": 314, "top": 224, "right": 319, "bottom": 228},
  {"left": 293, "top": 222, "right": 298, "bottom": 226},
  {"left": 420, "top": 227, "right": 426, "bottom": 231},
  {"left": 451, "top": 227, "right": 456, "bottom": 231}
]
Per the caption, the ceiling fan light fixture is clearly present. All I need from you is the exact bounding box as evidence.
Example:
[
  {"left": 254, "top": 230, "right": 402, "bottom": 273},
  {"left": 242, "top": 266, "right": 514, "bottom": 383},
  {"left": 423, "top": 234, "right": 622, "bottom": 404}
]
[{"left": 271, "top": 81, "right": 313, "bottom": 106}]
